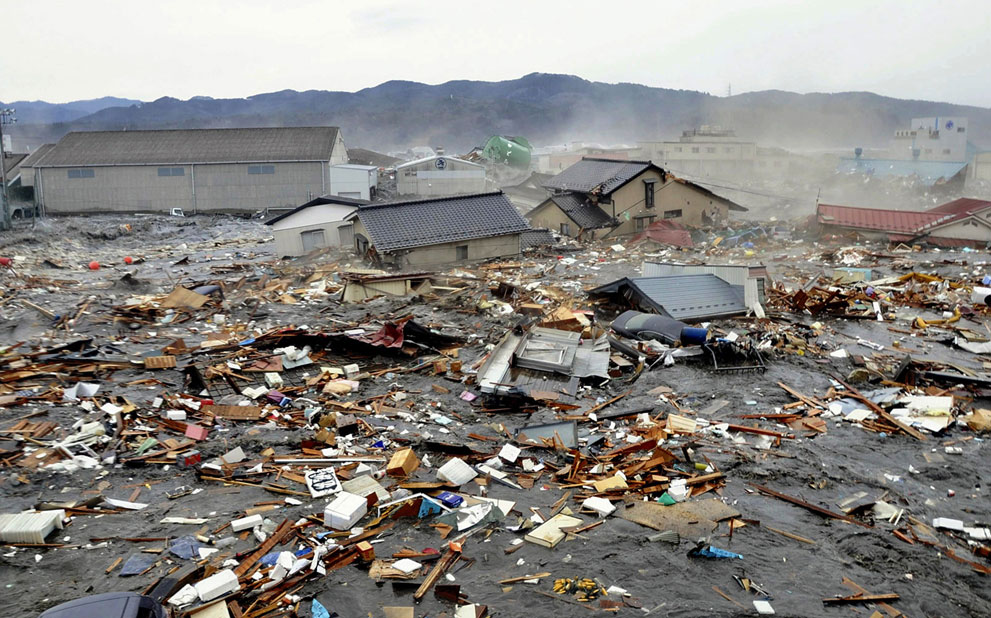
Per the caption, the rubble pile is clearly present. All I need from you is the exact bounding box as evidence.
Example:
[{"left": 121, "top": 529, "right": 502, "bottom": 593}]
[{"left": 3, "top": 214, "right": 991, "bottom": 617}]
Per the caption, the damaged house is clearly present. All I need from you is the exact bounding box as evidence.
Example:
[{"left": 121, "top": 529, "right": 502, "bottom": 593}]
[
  {"left": 590, "top": 274, "right": 750, "bottom": 321},
  {"left": 346, "top": 191, "right": 531, "bottom": 267},
  {"left": 526, "top": 157, "right": 746, "bottom": 238},
  {"left": 815, "top": 198, "right": 991, "bottom": 246},
  {"left": 265, "top": 195, "right": 368, "bottom": 257}
]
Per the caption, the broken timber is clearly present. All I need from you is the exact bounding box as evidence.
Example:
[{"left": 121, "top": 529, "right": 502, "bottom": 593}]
[{"left": 749, "top": 484, "right": 871, "bottom": 528}]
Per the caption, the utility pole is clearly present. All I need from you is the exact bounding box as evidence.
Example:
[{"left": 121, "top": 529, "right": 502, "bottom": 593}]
[{"left": 0, "top": 108, "right": 16, "bottom": 231}]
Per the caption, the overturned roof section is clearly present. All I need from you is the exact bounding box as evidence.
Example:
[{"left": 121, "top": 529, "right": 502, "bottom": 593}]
[
  {"left": 35, "top": 127, "right": 342, "bottom": 167},
  {"left": 589, "top": 274, "right": 748, "bottom": 321},
  {"left": 546, "top": 194, "right": 615, "bottom": 229},
  {"left": 350, "top": 191, "right": 530, "bottom": 252},
  {"left": 542, "top": 157, "right": 660, "bottom": 195},
  {"left": 264, "top": 195, "right": 369, "bottom": 226},
  {"left": 817, "top": 203, "right": 951, "bottom": 233}
]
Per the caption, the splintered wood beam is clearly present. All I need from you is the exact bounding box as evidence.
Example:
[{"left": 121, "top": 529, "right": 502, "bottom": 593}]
[{"left": 749, "top": 484, "right": 871, "bottom": 528}]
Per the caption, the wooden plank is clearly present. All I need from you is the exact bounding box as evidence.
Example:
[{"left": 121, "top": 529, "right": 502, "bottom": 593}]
[
  {"left": 833, "top": 376, "right": 926, "bottom": 441},
  {"left": 823, "top": 593, "right": 900, "bottom": 605},
  {"left": 144, "top": 355, "right": 177, "bottom": 369},
  {"left": 161, "top": 287, "right": 210, "bottom": 309},
  {"left": 206, "top": 405, "right": 262, "bottom": 421},
  {"left": 749, "top": 484, "right": 871, "bottom": 528}
]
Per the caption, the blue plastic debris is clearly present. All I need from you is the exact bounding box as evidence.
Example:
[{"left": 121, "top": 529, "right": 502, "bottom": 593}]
[
  {"left": 436, "top": 491, "right": 463, "bottom": 508},
  {"left": 119, "top": 552, "right": 158, "bottom": 576},
  {"left": 418, "top": 497, "right": 443, "bottom": 518},
  {"left": 689, "top": 544, "right": 743, "bottom": 559},
  {"left": 312, "top": 599, "right": 331, "bottom": 618}
]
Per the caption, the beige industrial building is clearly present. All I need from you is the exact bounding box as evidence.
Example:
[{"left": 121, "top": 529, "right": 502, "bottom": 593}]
[
  {"left": 526, "top": 157, "right": 746, "bottom": 238},
  {"left": 347, "top": 192, "right": 530, "bottom": 268},
  {"left": 395, "top": 155, "right": 486, "bottom": 197},
  {"left": 264, "top": 195, "right": 367, "bottom": 257},
  {"left": 24, "top": 127, "right": 348, "bottom": 214}
]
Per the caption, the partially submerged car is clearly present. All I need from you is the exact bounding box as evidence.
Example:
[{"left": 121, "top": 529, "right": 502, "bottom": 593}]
[{"left": 39, "top": 592, "right": 167, "bottom": 618}]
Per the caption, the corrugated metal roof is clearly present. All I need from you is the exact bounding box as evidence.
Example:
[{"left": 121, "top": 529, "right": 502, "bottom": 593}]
[
  {"left": 590, "top": 275, "right": 747, "bottom": 321},
  {"left": 816, "top": 203, "right": 950, "bottom": 233},
  {"left": 353, "top": 191, "right": 530, "bottom": 252},
  {"left": 542, "top": 157, "right": 656, "bottom": 195},
  {"left": 395, "top": 155, "right": 482, "bottom": 170},
  {"left": 35, "top": 127, "right": 342, "bottom": 166},
  {"left": 836, "top": 158, "right": 968, "bottom": 186},
  {"left": 928, "top": 197, "right": 991, "bottom": 215},
  {"left": 17, "top": 143, "right": 55, "bottom": 168}
]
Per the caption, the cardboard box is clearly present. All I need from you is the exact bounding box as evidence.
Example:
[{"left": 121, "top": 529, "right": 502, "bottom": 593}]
[
  {"left": 386, "top": 448, "right": 420, "bottom": 477},
  {"left": 324, "top": 491, "right": 367, "bottom": 530}
]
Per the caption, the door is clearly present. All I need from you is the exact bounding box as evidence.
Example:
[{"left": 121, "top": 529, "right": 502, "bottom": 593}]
[
  {"left": 337, "top": 224, "right": 354, "bottom": 247},
  {"left": 300, "top": 229, "right": 326, "bottom": 252}
]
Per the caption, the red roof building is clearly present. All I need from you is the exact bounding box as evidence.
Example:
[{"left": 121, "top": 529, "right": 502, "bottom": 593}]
[{"left": 816, "top": 198, "right": 991, "bottom": 246}]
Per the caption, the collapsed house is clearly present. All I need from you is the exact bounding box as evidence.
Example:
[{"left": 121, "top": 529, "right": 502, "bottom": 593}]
[
  {"left": 589, "top": 274, "right": 750, "bottom": 321},
  {"left": 346, "top": 191, "right": 532, "bottom": 267},
  {"left": 526, "top": 157, "right": 747, "bottom": 238},
  {"left": 641, "top": 261, "right": 769, "bottom": 310},
  {"left": 815, "top": 197, "right": 991, "bottom": 246}
]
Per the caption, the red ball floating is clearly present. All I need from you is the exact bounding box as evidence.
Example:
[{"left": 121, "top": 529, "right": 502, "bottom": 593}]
[
  {"left": 88, "top": 261, "right": 100, "bottom": 270},
  {"left": 0, "top": 257, "right": 11, "bottom": 267},
  {"left": 124, "top": 256, "right": 133, "bottom": 265}
]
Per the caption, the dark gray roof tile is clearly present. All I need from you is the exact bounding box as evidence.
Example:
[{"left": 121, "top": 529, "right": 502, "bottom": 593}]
[
  {"left": 542, "top": 157, "right": 658, "bottom": 195},
  {"left": 355, "top": 191, "right": 530, "bottom": 252},
  {"left": 550, "top": 194, "right": 615, "bottom": 229}
]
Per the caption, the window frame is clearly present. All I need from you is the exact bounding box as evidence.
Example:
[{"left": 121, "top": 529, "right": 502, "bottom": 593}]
[
  {"left": 67, "top": 168, "right": 95, "bottom": 179},
  {"left": 635, "top": 215, "right": 656, "bottom": 231},
  {"left": 663, "top": 209, "right": 682, "bottom": 220},
  {"left": 248, "top": 164, "right": 276, "bottom": 175},
  {"left": 157, "top": 167, "right": 185, "bottom": 177},
  {"left": 456, "top": 245, "right": 469, "bottom": 261}
]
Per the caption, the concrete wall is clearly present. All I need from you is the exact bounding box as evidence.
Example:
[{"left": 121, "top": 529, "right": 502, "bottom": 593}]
[
  {"left": 38, "top": 161, "right": 328, "bottom": 213},
  {"left": 271, "top": 203, "right": 358, "bottom": 256},
  {"left": 931, "top": 217, "right": 991, "bottom": 243},
  {"left": 971, "top": 152, "right": 991, "bottom": 182}
]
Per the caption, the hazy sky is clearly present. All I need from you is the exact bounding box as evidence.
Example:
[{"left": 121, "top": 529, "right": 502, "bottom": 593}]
[{"left": 4, "top": 0, "right": 990, "bottom": 106}]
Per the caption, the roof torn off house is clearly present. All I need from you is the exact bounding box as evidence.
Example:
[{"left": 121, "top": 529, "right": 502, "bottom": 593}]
[
  {"left": 477, "top": 326, "right": 610, "bottom": 397},
  {"left": 590, "top": 273, "right": 750, "bottom": 321}
]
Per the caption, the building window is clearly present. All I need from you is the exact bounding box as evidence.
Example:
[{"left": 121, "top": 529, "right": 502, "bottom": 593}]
[
  {"left": 67, "top": 169, "right": 95, "bottom": 179},
  {"left": 248, "top": 164, "right": 275, "bottom": 175},
  {"left": 942, "top": 149, "right": 952, "bottom": 155},
  {"left": 635, "top": 215, "right": 656, "bottom": 231},
  {"left": 644, "top": 181, "right": 655, "bottom": 208},
  {"left": 456, "top": 245, "right": 468, "bottom": 261},
  {"left": 560, "top": 222, "right": 571, "bottom": 236},
  {"left": 924, "top": 148, "right": 933, "bottom": 154},
  {"left": 674, "top": 146, "right": 683, "bottom": 153},
  {"left": 663, "top": 209, "right": 682, "bottom": 220},
  {"left": 706, "top": 147, "right": 716, "bottom": 153},
  {"left": 691, "top": 147, "right": 700, "bottom": 153},
  {"left": 158, "top": 167, "right": 185, "bottom": 177},
  {"left": 724, "top": 147, "right": 734, "bottom": 154},
  {"left": 958, "top": 127, "right": 966, "bottom": 132}
]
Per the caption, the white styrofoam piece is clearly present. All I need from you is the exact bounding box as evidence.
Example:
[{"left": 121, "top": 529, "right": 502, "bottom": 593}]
[
  {"left": 0, "top": 510, "right": 65, "bottom": 544},
  {"left": 933, "top": 517, "right": 965, "bottom": 531},
  {"left": 582, "top": 496, "right": 616, "bottom": 517},
  {"left": 324, "top": 491, "right": 367, "bottom": 530},
  {"left": 437, "top": 458, "right": 477, "bottom": 485},
  {"left": 231, "top": 514, "right": 263, "bottom": 532},
  {"left": 498, "top": 443, "right": 521, "bottom": 463},
  {"left": 194, "top": 568, "right": 240, "bottom": 602}
]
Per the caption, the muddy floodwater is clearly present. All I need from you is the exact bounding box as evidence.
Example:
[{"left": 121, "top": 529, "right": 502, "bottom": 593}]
[{"left": 2, "top": 215, "right": 991, "bottom": 618}]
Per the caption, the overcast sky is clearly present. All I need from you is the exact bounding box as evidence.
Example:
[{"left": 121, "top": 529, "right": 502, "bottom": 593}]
[{"left": 4, "top": 0, "right": 990, "bottom": 107}]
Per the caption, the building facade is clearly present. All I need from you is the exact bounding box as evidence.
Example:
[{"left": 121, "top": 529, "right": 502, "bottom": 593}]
[
  {"left": 27, "top": 127, "right": 348, "bottom": 214},
  {"left": 328, "top": 164, "right": 378, "bottom": 200},
  {"left": 395, "top": 156, "right": 486, "bottom": 197},
  {"left": 265, "top": 195, "right": 367, "bottom": 257}
]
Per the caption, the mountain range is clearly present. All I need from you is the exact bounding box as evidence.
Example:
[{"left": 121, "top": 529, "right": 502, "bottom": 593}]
[{"left": 5, "top": 74, "right": 990, "bottom": 155}]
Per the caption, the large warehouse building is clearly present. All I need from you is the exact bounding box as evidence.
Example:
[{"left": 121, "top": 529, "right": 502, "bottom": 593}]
[{"left": 25, "top": 127, "right": 348, "bottom": 214}]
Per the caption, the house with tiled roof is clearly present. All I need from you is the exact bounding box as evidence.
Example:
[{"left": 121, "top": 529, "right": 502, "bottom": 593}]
[
  {"left": 815, "top": 198, "right": 991, "bottom": 246},
  {"left": 525, "top": 157, "right": 746, "bottom": 239},
  {"left": 346, "top": 191, "right": 532, "bottom": 267}
]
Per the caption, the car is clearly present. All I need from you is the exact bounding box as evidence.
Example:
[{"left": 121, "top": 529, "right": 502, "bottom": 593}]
[
  {"left": 609, "top": 310, "right": 707, "bottom": 345},
  {"left": 38, "top": 592, "right": 167, "bottom": 618}
]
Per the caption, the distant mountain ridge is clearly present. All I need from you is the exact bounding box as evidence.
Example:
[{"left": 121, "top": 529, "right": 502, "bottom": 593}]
[{"left": 6, "top": 74, "right": 990, "bottom": 155}]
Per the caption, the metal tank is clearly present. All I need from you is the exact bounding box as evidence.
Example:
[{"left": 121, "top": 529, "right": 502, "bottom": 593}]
[{"left": 481, "top": 135, "right": 532, "bottom": 169}]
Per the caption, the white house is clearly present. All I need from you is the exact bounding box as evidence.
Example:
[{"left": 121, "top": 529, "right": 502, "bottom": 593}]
[
  {"left": 396, "top": 155, "right": 486, "bottom": 197},
  {"left": 265, "top": 195, "right": 368, "bottom": 257},
  {"left": 329, "top": 164, "right": 378, "bottom": 201}
]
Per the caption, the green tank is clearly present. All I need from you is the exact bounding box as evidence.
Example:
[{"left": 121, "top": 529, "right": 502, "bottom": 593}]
[{"left": 482, "top": 135, "right": 532, "bottom": 169}]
